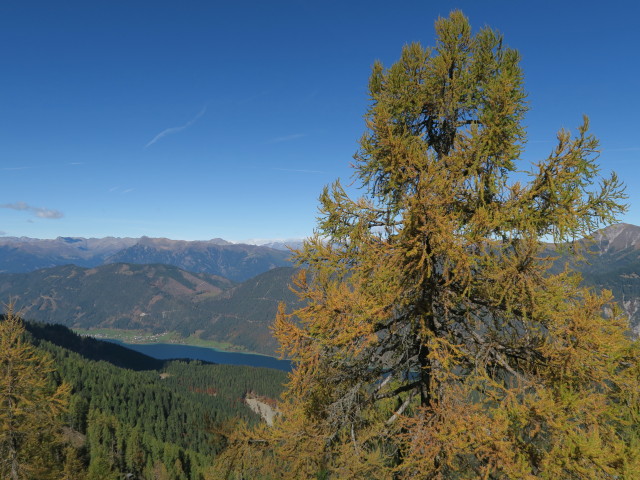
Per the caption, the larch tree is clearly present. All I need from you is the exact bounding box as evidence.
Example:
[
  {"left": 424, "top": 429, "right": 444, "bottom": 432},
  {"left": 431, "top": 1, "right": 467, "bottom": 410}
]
[
  {"left": 0, "top": 305, "right": 70, "bottom": 480},
  {"left": 215, "top": 11, "right": 640, "bottom": 480}
]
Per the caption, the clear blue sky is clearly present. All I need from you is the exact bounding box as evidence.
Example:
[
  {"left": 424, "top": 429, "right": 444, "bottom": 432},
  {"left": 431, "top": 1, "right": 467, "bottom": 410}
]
[{"left": 1, "top": 1, "right": 639, "bottom": 242}]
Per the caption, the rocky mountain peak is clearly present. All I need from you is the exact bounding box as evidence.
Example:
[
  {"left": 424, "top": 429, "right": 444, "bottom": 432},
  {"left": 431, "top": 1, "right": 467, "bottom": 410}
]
[{"left": 591, "top": 223, "right": 640, "bottom": 253}]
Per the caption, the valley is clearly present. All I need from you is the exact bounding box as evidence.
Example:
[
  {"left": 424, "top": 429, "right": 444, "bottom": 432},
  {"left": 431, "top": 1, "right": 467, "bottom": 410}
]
[
  {"left": 0, "top": 249, "right": 300, "bottom": 355},
  {"left": 72, "top": 327, "right": 245, "bottom": 352},
  {"left": 2, "top": 225, "right": 640, "bottom": 361}
]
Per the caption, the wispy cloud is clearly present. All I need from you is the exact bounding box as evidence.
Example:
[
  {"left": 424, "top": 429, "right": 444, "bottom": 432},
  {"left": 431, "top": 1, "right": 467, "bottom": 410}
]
[
  {"left": 237, "top": 91, "right": 268, "bottom": 105},
  {"left": 268, "top": 133, "right": 307, "bottom": 144},
  {"left": 145, "top": 107, "right": 207, "bottom": 148},
  {"left": 0, "top": 202, "right": 64, "bottom": 219},
  {"left": 273, "top": 167, "right": 324, "bottom": 174},
  {"left": 0, "top": 230, "right": 6, "bottom": 236},
  {"left": 108, "top": 186, "right": 134, "bottom": 194},
  {"left": 68, "top": 162, "right": 85, "bottom": 166},
  {"left": 2, "top": 166, "right": 32, "bottom": 171}
]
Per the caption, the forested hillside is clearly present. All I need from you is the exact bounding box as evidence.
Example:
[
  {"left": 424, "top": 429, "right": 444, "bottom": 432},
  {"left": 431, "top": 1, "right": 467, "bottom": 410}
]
[
  {"left": 0, "top": 263, "right": 234, "bottom": 332},
  {"left": 0, "top": 314, "right": 287, "bottom": 479},
  {"left": 189, "top": 267, "right": 302, "bottom": 354},
  {"left": 0, "top": 265, "right": 299, "bottom": 355}
]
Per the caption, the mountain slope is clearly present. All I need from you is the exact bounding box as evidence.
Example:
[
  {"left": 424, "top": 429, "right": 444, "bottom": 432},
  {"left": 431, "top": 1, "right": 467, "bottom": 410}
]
[
  {"left": 546, "top": 223, "right": 640, "bottom": 333},
  {"left": 0, "top": 263, "right": 299, "bottom": 355},
  {"left": 24, "top": 320, "right": 166, "bottom": 370},
  {"left": 197, "top": 266, "right": 301, "bottom": 354},
  {"left": 574, "top": 223, "right": 640, "bottom": 334},
  {"left": 0, "top": 263, "right": 234, "bottom": 333},
  {"left": 9, "top": 316, "right": 288, "bottom": 479}
]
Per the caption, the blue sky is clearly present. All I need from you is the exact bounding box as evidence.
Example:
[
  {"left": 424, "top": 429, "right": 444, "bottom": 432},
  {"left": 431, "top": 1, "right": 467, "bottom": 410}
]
[{"left": 1, "top": 1, "right": 638, "bottom": 242}]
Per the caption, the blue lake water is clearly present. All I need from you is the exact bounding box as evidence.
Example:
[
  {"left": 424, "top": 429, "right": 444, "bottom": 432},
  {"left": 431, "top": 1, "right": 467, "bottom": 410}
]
[{"left": 104, "top": 340, "right": 291, "bottom": 371}]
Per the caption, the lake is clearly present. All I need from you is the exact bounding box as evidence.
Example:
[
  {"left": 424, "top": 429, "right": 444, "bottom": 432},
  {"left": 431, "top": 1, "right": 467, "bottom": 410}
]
[{"left": 105, "top": 339, "right": 292, "bottom": 371}]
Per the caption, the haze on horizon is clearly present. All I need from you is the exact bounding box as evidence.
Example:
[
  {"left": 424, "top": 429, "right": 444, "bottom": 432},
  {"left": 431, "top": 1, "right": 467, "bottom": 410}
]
[{"left": 1, "top": 1, "right": 638, "bottom": 242}]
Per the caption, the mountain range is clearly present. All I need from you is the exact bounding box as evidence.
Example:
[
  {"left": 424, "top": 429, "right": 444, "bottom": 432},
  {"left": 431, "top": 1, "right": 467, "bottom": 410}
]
[
  {"left": 0, "top": 263, "right": 298, "bottom": 355},
  {"left": 0, "top": 235, "right": 292, "bottom": 281},
  {"left": 572, "top": 223, "right": 640, "bottom": 334},
  {"left": 1, "top": 224, "right": 639, "bottom": 355}
]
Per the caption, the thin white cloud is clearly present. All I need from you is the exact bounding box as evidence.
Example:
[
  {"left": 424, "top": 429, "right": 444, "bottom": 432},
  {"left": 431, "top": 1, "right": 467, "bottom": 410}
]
[
  {"left": 268, "top": 133, "right": 307, "bottom": 143},
  {"left": 145, "top": 107, "right": 207, "bottom": 148},
  {"left": 2, "top": 166, "right": 32, "bottom": 171},
  {"left": 68, "top": 162, "right": 85, "bottom": 165},
  {"left": 109, "top": 186, "right": 134, "bottom": 194},
  {"left": 0, "top": 202, "right": 64, "bottom": 219},
  {"left": 36, "top": 209, "right": 63, "bottom": 219},
  {"left": 0, "top": 230, "right": 6, "bottom": 235}
]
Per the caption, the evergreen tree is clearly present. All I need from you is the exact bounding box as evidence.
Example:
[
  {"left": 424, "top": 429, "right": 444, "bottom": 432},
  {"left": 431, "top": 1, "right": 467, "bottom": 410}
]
[
  {"left": 219, "top": 11, "right": 640, "bottom": 479},
  {"left": 0, "top": 305, "right": 70, "bottom": 479},
  {"left": 61, "top": 446, "right": 87, "bottom": 480}
]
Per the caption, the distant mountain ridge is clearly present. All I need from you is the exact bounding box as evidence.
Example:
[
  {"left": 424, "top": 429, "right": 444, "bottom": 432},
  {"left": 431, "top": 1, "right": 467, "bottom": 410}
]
[
  {"left": 254, "top": 240, "right": 305, "bottom": 251},
  {"left": 0, "top": 236, "right": 138, "bottom": 271},
  {"left": 0, "top": 235, "right": 292, "bottom": 281},
  {"left": 106, "top": 237, "right": 291, "bottom": 281}
]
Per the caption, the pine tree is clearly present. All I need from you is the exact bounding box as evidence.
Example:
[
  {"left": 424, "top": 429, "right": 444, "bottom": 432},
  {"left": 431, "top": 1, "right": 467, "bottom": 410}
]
[
  {"left": 0, "top": 305, "right": 70, "bottom": 480},
  {"left": 221, "top": 10, "right": 640, "bottom": 479}
]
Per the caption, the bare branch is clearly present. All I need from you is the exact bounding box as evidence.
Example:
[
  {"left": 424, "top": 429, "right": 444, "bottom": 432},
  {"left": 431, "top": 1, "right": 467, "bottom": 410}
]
[{"left": 386, "top": 389, "right": 416, "bottom": 426}]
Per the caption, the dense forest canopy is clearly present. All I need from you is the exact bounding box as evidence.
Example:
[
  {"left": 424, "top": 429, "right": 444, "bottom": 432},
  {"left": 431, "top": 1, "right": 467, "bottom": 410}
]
[
  {"left": 0, "top": 310, "right": 287, "bottom": 479},
  {"left": 213, "top": 11, "right": 640, "bottom": 479}
]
